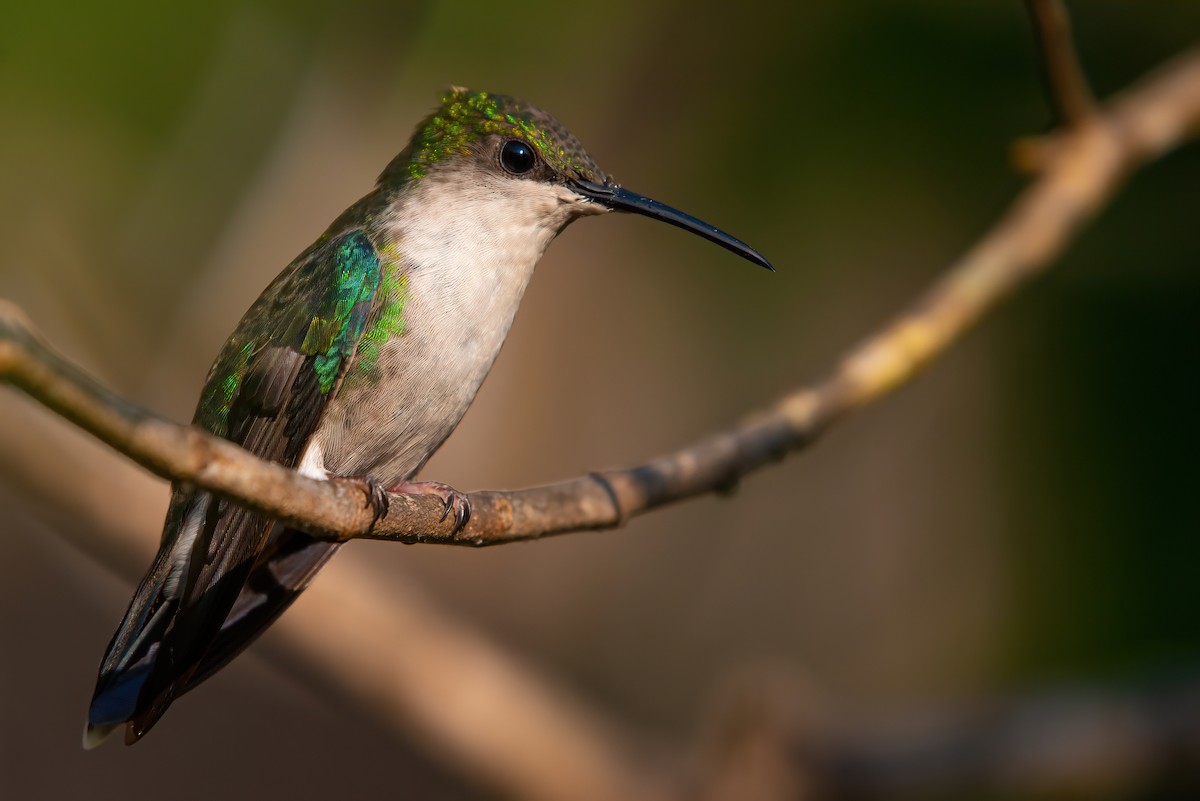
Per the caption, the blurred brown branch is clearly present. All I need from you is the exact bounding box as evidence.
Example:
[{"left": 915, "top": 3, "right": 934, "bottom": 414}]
[
  {"left": 1027, "top": 0, "right": 1097, "bottom": 125},
  {"left": 3, "top": 13, "right": 1200, "bottom": 801},
  {"left": 699, "top": 674, "right": 1200, "bottom": 800}
]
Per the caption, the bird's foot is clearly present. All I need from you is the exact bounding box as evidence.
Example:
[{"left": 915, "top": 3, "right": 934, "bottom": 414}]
[
  {"left": 347, "top": 475, "right": 390, "bottom": 527},
  {"left": 388, "top": 480, "right": 471, "bottom": 535}
]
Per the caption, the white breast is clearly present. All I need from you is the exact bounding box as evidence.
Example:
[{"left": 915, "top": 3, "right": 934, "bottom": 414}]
[{"left": 313, "top": 170, "right": 602, "bottom": 482}]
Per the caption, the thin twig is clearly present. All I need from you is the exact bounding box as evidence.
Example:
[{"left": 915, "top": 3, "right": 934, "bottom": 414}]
[{"left": 1027, "top": 0, "right": 1097, "bottom": 126}]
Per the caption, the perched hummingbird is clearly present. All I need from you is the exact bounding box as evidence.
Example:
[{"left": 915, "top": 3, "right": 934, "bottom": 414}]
[{"left": 85, "top": 87, "right": 771, "bottom": 747}]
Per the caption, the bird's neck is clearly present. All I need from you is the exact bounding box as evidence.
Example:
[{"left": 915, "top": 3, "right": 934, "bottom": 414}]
[{"left": 375, "top": 172, "right": 567, "bottom": 340}]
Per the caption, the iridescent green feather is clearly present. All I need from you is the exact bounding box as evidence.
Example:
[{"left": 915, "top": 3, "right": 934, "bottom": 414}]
[
  {"left": 195, "top": 230, "right": 384, "bottom": 436},
  {"left": 351, "top": 241, "right": 407, "bottom": 385},
  {"left": 407, "top": 88, "right": 604, "bottom": 182},
  {"left": 302, "top": 232, "right": 381, "bottom": 392},
  {"left": 197, "top": 340, "right": 251, "bottom": 438}
]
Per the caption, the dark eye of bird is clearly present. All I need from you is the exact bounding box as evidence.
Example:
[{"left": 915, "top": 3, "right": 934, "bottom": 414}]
[{"left": 499, "top": 139, "right": 537, "bottom": 175}]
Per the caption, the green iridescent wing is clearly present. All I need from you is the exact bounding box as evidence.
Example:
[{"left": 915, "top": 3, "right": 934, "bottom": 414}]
[
  {"left": 178, "top": 227, "right": 380, "bottom": 606},
  {"left": 196, "top": 228, "right": 382, "bottom": 439},
  {"left": 89, "top": 229, "right": 383, "bottom": 740}
]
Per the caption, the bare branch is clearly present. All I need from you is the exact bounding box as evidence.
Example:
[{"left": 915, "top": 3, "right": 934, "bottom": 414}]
[
  {"left": 0, "top": 303, "right": 385, "bottom": 538},
  {"left": 3, "top": 51, "right": 1200, "bottom": 550},
  {"left": 1026, "top": 0, "right": 1097, "bottom": 126}
]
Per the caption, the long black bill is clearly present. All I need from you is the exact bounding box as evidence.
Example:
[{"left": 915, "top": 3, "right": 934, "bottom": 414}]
[{"left": 571, "top": 179, "right": 774, "bottom": 272}]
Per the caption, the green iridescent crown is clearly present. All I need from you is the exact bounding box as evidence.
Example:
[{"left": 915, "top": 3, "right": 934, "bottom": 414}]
[{"left": 401, "top": 87, "right": 606, "bottom": 183}]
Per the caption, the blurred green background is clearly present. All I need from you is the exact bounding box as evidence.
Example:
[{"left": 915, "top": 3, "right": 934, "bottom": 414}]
[{"left": 2, "top": 1, "right": 1199, "bottom": 798}]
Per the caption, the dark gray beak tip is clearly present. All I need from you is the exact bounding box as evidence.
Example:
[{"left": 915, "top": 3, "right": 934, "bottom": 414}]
[{"left": 572, "top": 180, "right": 775, "bottom": 273}]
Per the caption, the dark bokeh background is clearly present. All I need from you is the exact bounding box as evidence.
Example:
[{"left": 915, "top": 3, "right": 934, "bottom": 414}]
[{"left": 2, "top": 1, "right": 1198, "bottom": 798}]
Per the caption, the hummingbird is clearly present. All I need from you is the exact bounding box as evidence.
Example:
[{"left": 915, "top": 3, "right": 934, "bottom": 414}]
[{"left": 85, "top": 87, "right": 772, "bottom": 747}]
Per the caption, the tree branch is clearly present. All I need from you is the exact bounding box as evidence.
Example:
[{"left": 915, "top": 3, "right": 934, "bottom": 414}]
[
  {"left": 1026, "top": 0, "right": 1097, "bottom": 126},
  {"left": 697, "top": 672, "right": 1200, "bottom": 800},
  {"left": 3, "top": 50, "right": 1200, "bottom": 549}
]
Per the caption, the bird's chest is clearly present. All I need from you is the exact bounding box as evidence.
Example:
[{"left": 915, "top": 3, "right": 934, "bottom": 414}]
[{"left": 314, "top": 208, "right": 548, "bottom": 481}]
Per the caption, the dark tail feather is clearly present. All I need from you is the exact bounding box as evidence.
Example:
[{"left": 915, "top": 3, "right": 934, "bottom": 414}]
[
  {"left": 128, "top": 529, "right": 339, "bottom": 740},
  {"left": 126, "top": 560, "right": 261, "bottom": 740},
  {"left": 88, "top": 557, "right": 259, "bottom": 745},
  {"left": 87, "top": 520, "right": 338, "bottom": 743},
  {"left": 182, "top": 528, "right": 341, "bottom": 694},
  {"left": 85, "top": 522, "right": 185, "bottom": 748},
  {"left": 84, "top": 661, "right": 152, "bottom": 748}
]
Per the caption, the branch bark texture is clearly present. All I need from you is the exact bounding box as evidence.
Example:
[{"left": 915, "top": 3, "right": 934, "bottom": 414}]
[{"left": 2, "top": 50, "right": 1199, "bottom": 549}]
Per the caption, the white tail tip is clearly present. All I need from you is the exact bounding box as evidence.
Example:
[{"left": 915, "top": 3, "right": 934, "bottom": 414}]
[{"left": 82, "top": 722, "right": 120, "bottom": 750}]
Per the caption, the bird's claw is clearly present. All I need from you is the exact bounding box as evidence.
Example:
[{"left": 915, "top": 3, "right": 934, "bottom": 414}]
[
  {"left": 357, "top": 476, "right": 390, "bottom": 527},
  {"left": 389, "top": 480, "right": 471, "bottom": 536}
]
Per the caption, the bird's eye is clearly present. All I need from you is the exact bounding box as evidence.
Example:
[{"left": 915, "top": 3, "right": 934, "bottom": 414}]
[{"left": 499, "top": 139, "right": 537, "bottom": 175}]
